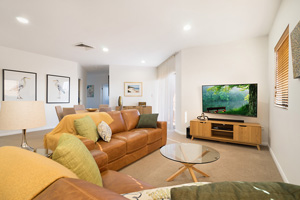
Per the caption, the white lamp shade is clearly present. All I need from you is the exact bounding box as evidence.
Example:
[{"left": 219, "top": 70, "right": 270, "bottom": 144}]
[{"left": 0, "top": 101, "right": 46, "bottom": 130}]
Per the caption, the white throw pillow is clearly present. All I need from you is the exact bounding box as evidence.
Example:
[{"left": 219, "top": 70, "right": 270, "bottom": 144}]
[{"left": 97, "top": 121, "right": 112, "bottom": 142}]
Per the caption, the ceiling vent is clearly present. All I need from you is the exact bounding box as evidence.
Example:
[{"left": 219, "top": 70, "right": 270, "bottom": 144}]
[{"left": 75, "top": 43, "right": 94, "bottom": 50}]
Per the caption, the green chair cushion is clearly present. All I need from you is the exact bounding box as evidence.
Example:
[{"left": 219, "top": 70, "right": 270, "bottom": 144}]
[
  {"left": 52, "top": 133, "right": 103, "bottom": 187},
  {"left": 171, "top": 181, "right": 300, "bottom": 200},
  {"left": 74, "top": 115, "right": 99, "bottom": 142},
  {"left": 136, "top": 114, "right": 158, "bottom": 128}
]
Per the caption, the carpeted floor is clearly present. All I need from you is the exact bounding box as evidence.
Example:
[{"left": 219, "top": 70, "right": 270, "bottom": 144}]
[
  {"left": 0, "top": 130, "right": 283, "bottom": 188},
  {"left": 120, "top": 131, "right": 283, "bottom": 187}
]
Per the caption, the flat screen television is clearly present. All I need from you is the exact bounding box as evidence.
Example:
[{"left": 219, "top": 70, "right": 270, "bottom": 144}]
[{"left": 202, "top": 83, "right": 257, "bottom": 117}]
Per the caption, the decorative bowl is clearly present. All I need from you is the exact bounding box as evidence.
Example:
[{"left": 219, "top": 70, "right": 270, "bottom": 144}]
[{"left": 86, "top": 108, "right": 97, "bottom": 112}]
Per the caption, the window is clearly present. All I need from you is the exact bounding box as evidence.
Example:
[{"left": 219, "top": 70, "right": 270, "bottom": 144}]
[{"left": 274, "top": 26, "right": 289, "bottom": 108}]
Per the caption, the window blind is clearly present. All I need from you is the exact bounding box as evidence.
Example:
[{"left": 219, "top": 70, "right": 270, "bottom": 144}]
[{"left": 274, "top": 26, "right": 289, "bottom": 108}]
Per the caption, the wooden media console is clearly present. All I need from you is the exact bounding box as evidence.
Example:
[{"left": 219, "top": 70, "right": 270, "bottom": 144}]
[{"left": 190, "top": 119, "right": 261, "bottom": 150}]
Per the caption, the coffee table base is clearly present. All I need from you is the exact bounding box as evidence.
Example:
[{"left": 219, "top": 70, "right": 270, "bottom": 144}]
[{"left": 166, "top": 163, "right": 209, "bottom": 182}]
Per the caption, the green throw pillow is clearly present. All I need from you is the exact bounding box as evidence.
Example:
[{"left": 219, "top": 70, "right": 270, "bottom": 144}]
[
  {"left": 74, "top": 115, "right": 99, "bottom": 142},
  {"left": 136, "top": 114, "right": 158, "bottom": 128},
  {"left": 52, "top": 133, "right": 103, "bottom": 187}
]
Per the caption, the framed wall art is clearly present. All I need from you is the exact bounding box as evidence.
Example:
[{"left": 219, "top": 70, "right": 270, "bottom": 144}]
[
  {"left": 87, "top": 85, "right": 94, "bottom": 97},
  {"left": 124, "top": 82, "right": 142, "bottom": 97},
  {"left": 46, "top": 74, "right": 70, "bottom": 103},
  {"left": 2, "top": 69, "right": 37, "bottom": 101}
]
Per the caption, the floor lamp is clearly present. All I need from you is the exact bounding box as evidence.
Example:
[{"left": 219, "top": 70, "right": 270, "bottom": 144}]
[{"left": 0, "top": 101, "right": 46, "bottom": 151}]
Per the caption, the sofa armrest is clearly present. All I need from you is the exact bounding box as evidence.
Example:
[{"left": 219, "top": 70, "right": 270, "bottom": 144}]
[
  {"left": 157, "top": 121, "right": 167, "bottom": 146},
  {"left": 79, "top": 138, "right": 97, "bottom": 151},
  {"left": 34, "top": 178, "right": 128, "bottom": 200},
  {"left": 91, "top": 150, "right": 108, "bottom": 172}
]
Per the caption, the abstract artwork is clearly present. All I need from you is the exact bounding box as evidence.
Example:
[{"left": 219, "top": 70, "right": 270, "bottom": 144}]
[
  {"left": 87, "top": 85, "right": 94, "bottom": 97},
  {"left": 2, "top": 69, "right": 37, "bottom": 101},
  {"left": 124, "top": 82, "right": 142, "bottom": 97},
  {"left": 46, "top": 74, "right": 70, "bottom": 103},
  {"left": 291, "top": 20, "right": 300, "bottom": 79}
]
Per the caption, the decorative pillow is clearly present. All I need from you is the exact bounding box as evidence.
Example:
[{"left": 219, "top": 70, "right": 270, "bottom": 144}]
[
  {"left": 97, "top": 121, "right": 112, "bottom": 142},
  {"left": 170, "top": 182, "right": 300, "bottom": 200},
  {"left": 52, "top": 133, "right": 103, "bottom": 187},
  {"left": 136, "top": 114, "right": 159, "bottom": 128},
  {"left": 74, "top": 115, "right": 99, "bottom": 142}
]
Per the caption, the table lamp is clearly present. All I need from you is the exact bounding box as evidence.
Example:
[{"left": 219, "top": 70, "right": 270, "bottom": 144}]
[{"left": 0, "top": 101, "right": 46, "bottom": 151}]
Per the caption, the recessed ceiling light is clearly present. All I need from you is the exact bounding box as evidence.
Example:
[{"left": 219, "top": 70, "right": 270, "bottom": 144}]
[
  {"left": 102, "top": 47, "right": 109, "bottom": 52},
  {"left": 183, "top": 24, "right": 191, "bottom": 31},
  {"left": 16, "top": 17, "right": 29, "bottom": 24},
  {"left": 141, "top": 60, "right": 146, "bottom": 64}
]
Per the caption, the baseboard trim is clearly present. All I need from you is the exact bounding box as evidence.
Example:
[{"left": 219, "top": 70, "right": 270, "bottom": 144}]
[
  {"left": 0, "top": 126, "right": 54, "bottom": 137},
  {"left": 269, "top": 145, "right": 289, "bottom": 183}
]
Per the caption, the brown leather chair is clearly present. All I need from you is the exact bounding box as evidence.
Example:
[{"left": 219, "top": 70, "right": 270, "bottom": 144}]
[
  {"left": 63, "top": 107, "right": 76, "bottom": 117},
  {"left": 99, "top": 107, "right": 112, "bottom": 112},
  {"left": 55, "top": 106, "right": 64, "bottom": 121},
  {"left": 74, "top": 104, "right": 85, "bottom": 111}
]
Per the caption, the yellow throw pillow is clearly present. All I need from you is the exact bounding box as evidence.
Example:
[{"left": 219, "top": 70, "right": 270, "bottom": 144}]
[
  {"left": 74, "top": 115, "right": 99, "bottom": 142},
  {"left": 52, "top": 133, "right": 103, "bottom": 187}
]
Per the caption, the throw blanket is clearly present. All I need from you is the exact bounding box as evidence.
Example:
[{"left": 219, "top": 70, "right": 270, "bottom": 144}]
[
  {"left": 44, "top": 112, "right": 113, "bottom": 150},
  {"left": 0, "top": 146, "right": 78, "bottom": 200},
  {"left": 171, "top": 181, "right": 300, "bottom": 200}
]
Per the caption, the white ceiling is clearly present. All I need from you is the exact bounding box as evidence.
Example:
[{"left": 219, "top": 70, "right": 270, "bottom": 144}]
[{"left": 0, "top": 0, "right": 282, "bottom": 69}]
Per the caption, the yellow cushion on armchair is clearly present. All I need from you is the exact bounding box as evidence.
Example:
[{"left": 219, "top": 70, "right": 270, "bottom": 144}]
[{"left": 0, "top": 146, "right": 78, "bottom": 200}]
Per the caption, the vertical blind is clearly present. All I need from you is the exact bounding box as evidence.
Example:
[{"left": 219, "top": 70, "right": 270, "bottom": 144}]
[{"left": 274, "top": 26, "right": 289, "bottom": 108}]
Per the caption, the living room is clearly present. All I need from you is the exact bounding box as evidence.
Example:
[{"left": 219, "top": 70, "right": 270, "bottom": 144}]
[{"left": 0, "top": 0, "right": 300, "bottom": 199}]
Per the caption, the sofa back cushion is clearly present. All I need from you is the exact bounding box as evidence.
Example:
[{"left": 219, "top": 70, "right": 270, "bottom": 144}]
[
  {"left": 0, "top": 146, "right": 78, "bottom": 200},
  {"left": 107, "top": 111, "right": 127, "bottom": 134},
  {"left": 121, "top": 109, "right": 140, "bottom": 131}
]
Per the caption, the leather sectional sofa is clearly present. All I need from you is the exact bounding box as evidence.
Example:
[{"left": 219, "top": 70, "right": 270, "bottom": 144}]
[{"left": 44, "top": 109, "right": 167, "bottom": 171}]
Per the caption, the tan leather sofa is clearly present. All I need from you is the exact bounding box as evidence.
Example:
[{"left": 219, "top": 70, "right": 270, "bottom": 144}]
[{"left": 80, "top": 109, "right": 167, "bottom": 171}]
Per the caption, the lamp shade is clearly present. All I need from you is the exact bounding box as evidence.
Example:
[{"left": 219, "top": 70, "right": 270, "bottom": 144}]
[{"left": 0, "top": 101, "right": 46, "bottom": 130}]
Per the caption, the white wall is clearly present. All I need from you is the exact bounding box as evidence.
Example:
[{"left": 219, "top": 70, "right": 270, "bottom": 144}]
[
  {"left": 0, "top": 46, "right": 84, "bottom": 136},
  {"left": 109, "top": 65, "right": 158, "bottom": 112},
  {"left": 268, "top": 0, "right": 300, "bottom": 184},
  {"left": 86, "top": 72, "right": 109, "bottom": 108},
  {"left": 176, "top": 36, "right": 270, "bottom": 145}
]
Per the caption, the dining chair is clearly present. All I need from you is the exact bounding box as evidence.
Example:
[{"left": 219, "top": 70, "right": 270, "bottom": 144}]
[
  {"left": 74, "top": 104, "right": 85, "bottom": 111},
  {"left": 99, "top": 107, "right": 112, "bottom": 112},
  {"left": 99, "top": 104, "right": 109, "bottom": 109},
  {"left": 63, "top": 107, "right": 76, "bottom": 117},
  {"left": 55, "top": 106, "right": 64, "bottom": 121}
]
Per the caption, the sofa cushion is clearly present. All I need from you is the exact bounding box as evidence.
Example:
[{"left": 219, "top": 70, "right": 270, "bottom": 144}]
[
  {"left": 121, "top": 109, "right": 140, "bottom": 131},
  {"left": 97, "top": 138, "right": 127, "bottom": 162},
  {"left": 107, "top": 111, "right": 127, "bottom": 134},
  {"left": 138, "top": 128, "right": 162, "bottom": 144},
  {"left": 112, "top": 131, "right": 148, "bottom": 153},
  {"left": 98, "top": 121, "right": 112, "bottom": 142},
  {"left": 52, "top": 133, "right": 103, "bottom": 187},
  {"left": 74, "top": 115, "right": 99, "bottom": 142},
  {"left": 136, "top": 114, "right": 158, "bottom": 128},
  {"left": 0, "top": 146, "right": 78, "bottom": 200}
]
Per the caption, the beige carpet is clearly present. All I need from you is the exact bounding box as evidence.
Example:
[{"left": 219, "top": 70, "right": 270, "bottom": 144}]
[
  {"left": 120, "top": 131, "right": 283, "bottom": 187},
  {"left": 0, "top": 130, "right": 283, "bottom": 188}
]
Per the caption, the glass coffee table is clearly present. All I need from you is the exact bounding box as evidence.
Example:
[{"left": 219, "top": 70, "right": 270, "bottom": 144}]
[{"left": 160, "top": 143, "right": 220, "bottom": 182}]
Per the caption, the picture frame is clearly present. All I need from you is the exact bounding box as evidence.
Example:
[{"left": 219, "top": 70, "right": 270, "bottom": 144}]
[
  {"left": 87, "top": 85, "right": 94, "bottom": 97},
  {"left": 46, "top": 74, "right": 70, "bottom": 103},
  {"left": 124, "top": 82, "right": 142, "bottom": 97},
  {"left": 2, "top": 69, "right": 37, "bottom": 101}
]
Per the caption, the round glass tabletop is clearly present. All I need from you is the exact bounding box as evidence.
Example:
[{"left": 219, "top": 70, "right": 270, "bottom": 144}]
[{"left": 160, "top": 143, "right": 220, "bottom": 165}]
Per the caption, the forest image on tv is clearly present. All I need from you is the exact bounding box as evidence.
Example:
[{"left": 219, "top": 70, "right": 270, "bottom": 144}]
[{"left": 202, "top": 84, "right": 257, "bottom": 117}]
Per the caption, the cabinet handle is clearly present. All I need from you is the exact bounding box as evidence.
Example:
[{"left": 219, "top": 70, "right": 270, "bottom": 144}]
[{"left": 239, "top": 125, "right": 247, "bottom": 127}]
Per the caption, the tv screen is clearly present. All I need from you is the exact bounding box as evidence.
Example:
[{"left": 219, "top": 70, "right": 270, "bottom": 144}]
[{"left": 202, "top": 83, "right": 257, "bottom": 117}]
